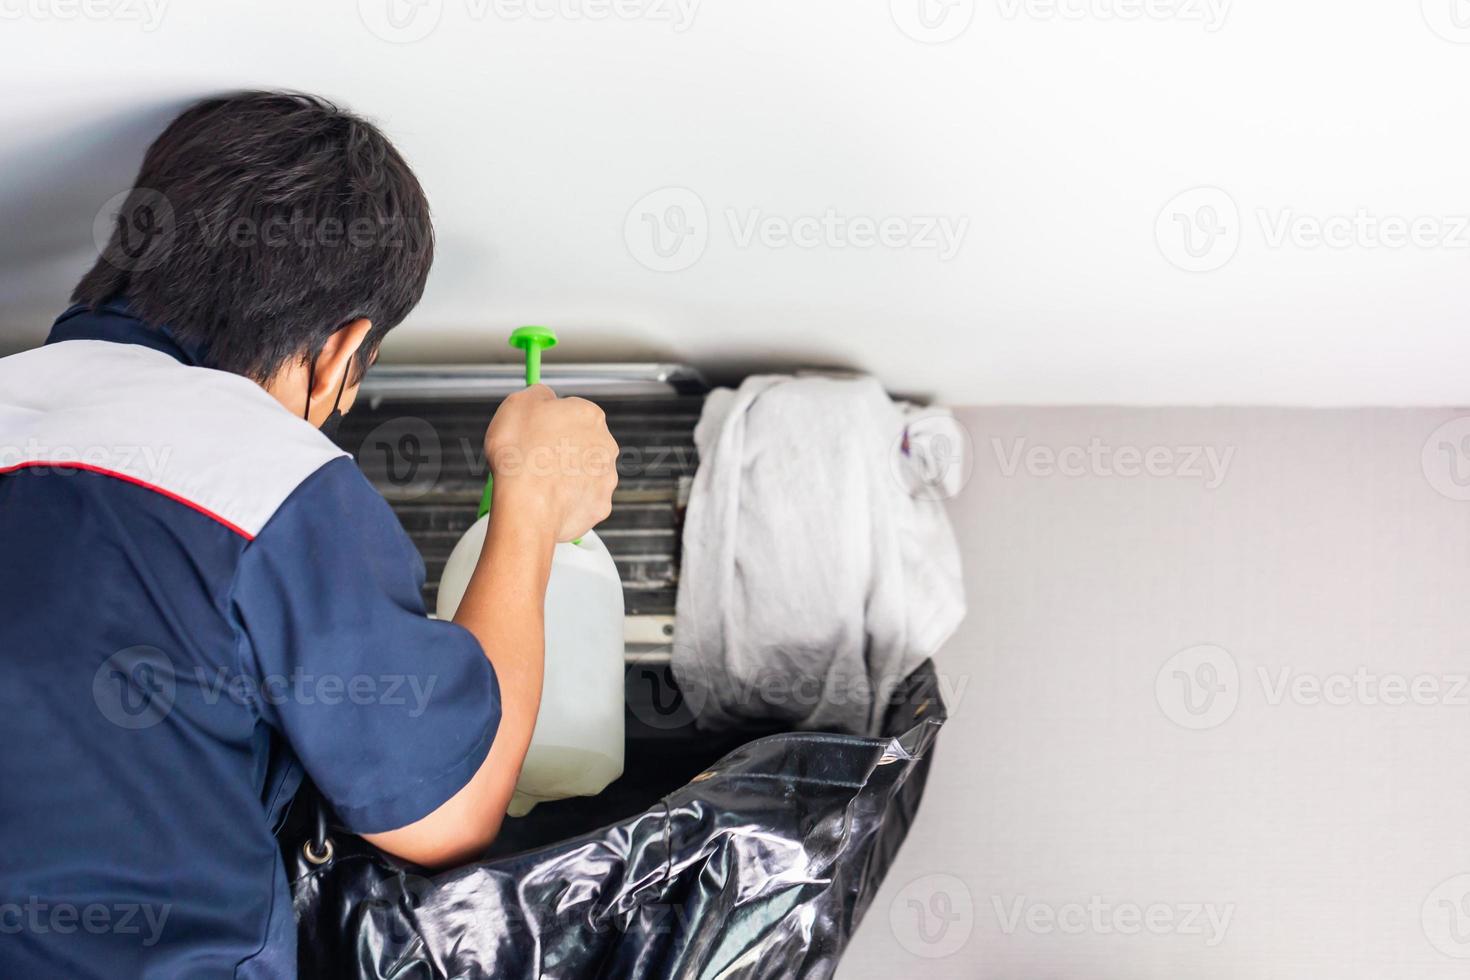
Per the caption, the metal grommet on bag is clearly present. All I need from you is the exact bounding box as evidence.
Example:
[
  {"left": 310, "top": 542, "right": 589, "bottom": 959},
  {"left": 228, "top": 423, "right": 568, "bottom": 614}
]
[
  {"left": 303, "top": 837, "right": 334, "bottom": 865},
  {"left": 304, "top": 801, "right": 334, "bottom": 864}
]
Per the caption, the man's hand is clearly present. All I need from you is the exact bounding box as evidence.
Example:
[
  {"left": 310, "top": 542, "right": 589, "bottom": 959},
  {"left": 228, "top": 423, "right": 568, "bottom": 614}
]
[{"left": 484, "top": 384, "right": 618, "bottom": 542}]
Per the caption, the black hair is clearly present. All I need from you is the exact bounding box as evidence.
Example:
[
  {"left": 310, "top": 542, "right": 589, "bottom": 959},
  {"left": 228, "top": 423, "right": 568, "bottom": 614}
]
[{"left": 74, "top": 91, "right": 434, "bottom": 383}]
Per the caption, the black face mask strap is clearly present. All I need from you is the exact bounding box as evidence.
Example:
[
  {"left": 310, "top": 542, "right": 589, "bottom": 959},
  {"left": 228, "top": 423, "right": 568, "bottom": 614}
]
[{"left": 329, "top": 367, "right": 347, "bottom": 416}]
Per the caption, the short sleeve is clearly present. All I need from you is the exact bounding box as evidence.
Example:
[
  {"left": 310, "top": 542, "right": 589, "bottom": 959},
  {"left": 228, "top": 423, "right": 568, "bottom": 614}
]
[{"left": 231, "top": 457, "right": 499, "bottom": 834}]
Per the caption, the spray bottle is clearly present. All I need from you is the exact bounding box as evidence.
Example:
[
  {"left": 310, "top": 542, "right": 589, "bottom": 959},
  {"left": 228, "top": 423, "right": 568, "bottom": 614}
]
[{"left": 435, "top": 327, "right": 625, "bottom": 817}]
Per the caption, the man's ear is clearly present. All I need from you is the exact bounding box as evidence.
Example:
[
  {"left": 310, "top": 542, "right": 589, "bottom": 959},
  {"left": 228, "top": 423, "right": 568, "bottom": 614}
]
[{"left": 310, "top": 318, "right": 373, "bottom": 403}]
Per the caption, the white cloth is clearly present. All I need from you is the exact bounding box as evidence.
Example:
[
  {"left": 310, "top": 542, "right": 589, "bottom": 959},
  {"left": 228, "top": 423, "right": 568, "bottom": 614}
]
[{"left": 672, "top": 374, "right": 967, "bottom": 736}]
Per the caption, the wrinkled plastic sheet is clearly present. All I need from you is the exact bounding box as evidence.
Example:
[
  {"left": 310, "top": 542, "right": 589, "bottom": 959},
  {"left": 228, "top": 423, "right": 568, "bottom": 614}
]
[{"left": 280, "top": 662, "right": 945, "bottom": 979}]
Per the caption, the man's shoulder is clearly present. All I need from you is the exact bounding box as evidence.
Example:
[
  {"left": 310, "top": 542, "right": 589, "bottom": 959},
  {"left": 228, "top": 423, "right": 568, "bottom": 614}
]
[{"left": 0, "top": 339, "right": 349, "bottom": 540}]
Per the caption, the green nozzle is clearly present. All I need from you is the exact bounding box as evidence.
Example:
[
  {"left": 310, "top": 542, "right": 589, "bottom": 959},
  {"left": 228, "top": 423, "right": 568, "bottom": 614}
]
[
  {"left": 478, "top": 327, "right": 560, "bottom": 519},
  {"left": 509, "top": 325, "right": 558, "bottom": 387}
]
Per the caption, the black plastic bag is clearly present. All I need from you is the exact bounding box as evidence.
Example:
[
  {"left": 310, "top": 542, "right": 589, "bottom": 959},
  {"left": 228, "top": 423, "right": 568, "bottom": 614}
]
[{"left": 280, "top": 661, "right": 945, "bottom": 979}]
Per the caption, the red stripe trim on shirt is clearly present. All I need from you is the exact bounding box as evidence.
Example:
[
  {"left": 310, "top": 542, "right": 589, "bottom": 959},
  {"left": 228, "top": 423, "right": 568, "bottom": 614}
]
[{"left": 0, "top": 461, "right": 255, "bottom": 541}]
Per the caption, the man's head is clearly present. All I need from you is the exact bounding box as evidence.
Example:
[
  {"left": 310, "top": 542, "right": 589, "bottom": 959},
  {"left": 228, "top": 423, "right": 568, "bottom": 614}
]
[{"left": 75, "top": 91, "right": 434, "bottom": 424}]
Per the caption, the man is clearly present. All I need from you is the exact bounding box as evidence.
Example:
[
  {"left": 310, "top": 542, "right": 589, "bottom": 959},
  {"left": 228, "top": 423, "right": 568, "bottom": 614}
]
[{"left": 0, "top": 92, "right": 617, "bottom": 977}]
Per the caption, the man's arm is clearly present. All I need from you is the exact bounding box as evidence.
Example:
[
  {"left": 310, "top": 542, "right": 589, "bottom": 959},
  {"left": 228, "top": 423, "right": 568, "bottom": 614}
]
[{"left": 363, "top": 385, "right": 616, "bottom": 867}]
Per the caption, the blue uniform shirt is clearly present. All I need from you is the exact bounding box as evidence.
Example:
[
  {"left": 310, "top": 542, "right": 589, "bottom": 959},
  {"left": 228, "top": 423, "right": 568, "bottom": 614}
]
[{"left": 0, "top": 302, "right": 501, "bottom": 978}]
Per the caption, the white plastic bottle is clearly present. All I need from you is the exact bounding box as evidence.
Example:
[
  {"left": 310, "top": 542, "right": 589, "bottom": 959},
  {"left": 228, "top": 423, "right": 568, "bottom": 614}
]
[
  {"left": 434, "top": 326, "right": 625, "bottom": 817},
  {"left": 436, "top": 522, "right": 626, "bottom": 817}
]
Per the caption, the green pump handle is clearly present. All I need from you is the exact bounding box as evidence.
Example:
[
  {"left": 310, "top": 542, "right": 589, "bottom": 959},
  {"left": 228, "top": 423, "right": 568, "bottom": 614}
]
[{"left": 477, "top": 327, "right": 558, "bottom": 519}]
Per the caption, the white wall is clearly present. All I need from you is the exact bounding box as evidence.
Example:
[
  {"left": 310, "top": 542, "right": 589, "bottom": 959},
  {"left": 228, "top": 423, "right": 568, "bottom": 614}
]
[
  {"left": 841, "top": 406, "right": 1470, "bottom": 978},
  {"left": 2, "top": 1, "right": 1469, "bottom": 404}
]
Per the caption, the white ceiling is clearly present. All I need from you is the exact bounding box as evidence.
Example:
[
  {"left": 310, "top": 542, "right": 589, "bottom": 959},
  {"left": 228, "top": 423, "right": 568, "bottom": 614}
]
[{"left": 2, "top": 0, "right": 1468, "bottom": 405}]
